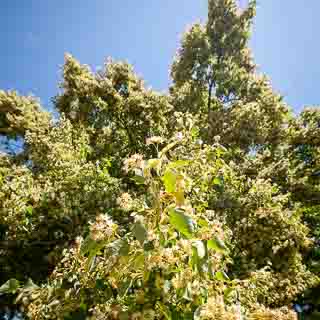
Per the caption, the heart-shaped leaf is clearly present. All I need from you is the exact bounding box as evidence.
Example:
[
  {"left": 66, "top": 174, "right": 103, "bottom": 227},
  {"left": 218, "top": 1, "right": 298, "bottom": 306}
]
[{"left": 169, "top": 208, "right": 195, "bottom": 238}]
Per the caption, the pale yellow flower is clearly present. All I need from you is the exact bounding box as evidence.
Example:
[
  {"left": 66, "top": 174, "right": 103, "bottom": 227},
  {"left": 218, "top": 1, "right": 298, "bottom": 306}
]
[
  {"left": 146, "top": 136, "right": 164, "bottom": 145},
  {"left": 90, "top": 214, "right": 117, "bottom": 241}
]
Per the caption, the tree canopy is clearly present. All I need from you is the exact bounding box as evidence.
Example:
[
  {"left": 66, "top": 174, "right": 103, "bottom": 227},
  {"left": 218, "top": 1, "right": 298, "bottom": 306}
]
[{"left": 0, "top": 1, "right": 320, "bottom": 319}]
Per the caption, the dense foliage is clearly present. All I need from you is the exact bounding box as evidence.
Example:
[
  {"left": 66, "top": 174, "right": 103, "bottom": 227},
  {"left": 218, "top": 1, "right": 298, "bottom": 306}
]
[{"left": 0, "top": 0, "right": 319, "bottom": 319}]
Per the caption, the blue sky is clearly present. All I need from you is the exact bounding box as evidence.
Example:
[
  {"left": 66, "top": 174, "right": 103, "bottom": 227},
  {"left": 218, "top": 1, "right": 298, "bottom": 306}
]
[{"left": 1, "top": 0, "right": 319, "bottom": 114}]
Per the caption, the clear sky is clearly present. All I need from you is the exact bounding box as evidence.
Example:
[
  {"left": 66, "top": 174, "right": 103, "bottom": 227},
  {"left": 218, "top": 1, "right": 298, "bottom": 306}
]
[{"left": 1, "top": 0, "right": 319, "bottom": 114}]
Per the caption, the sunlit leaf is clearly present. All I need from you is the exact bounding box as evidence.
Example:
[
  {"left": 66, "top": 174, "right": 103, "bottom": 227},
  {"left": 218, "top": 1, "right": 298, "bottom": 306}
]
[
  {"left": 212, "top": 177, "right": 222, "bottom": 186},
  {"left": 224, "top": 287, "right": 235, "bottom": 301},
  {"left": 198, "top": 218, "right": 209, "bottom": 227},
  {"left": 167, "top": 160, "right": 190, "bottom": 169},
  {"left": 207, "top": 237, "right": 228, "bottom": 254},
  {"left": 212, "top": 176, "right": 224, "bottom": 192},
  {"left": 0, "top": 278, "right": 20, "bottom": 294},
  {"left": 174, "top": 191, "right": 185, "bottom": 206},
  {"left": 169, "top": 207, "right": 195, "bottom": 238},
  {"left": 215, "top": 271, "right": 230, "bottom": 282},
  {"left": 162, "top": 169, "right": 177, "bottom": 193},
  {"left": 148, "top": 159, "right": 161, "bottom": 174},
  {"left": 192, "top": 240, "right": 206, "bottom": 259},
  {"left": 80, "top": 236, "right": 97, "bottom": 256},
  {"left": 25, "top": 206, "right": 33, "bottom": 216}
]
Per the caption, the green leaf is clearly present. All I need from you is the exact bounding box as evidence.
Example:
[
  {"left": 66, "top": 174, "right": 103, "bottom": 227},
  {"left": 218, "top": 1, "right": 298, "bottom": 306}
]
[
  {"left": 167, "top": 160, "right": 190, "bottom": 169},
  {"left": 131, "top": 175, "right": 145, "bottom": 185},
  {"left": 191, "top": 127, "right": 200, "bottom": 138},
  {"left": 118, "top": 279, "right": 133, "bottom": 297},
  {"left": 132, "top": 222, "right": 147, "bottom": 245},
  {"left": 191, "top": 246, "right": 199, "bottom": 271},
  {"left": 174, "top": 190, "right": 185, "bottom": 207},
  {"left": 24, "top": 278, "right": 38, "bottom": 290},
  {"left": 95, "top": 279, "right": 113, "bottom": 299},
  {"left": 148, "top": 159, "right": 162, "bottom": 175},
  {"left": 198, "top": 218, "right": 209, "bottom": 227},
  {"left": 215, "top": 271, "right": 230, "bottom": 282},
  {"left": 119, "top": 240, "right": 130, "bottom": 256},
  {"left": 212, "top": 176, "right": 224, "bottom": 192},
  {"left": 0, "top": 279, "right": 20, "bottom": 294},
  {"left": 224, "top": 287, "right": 235, "bottom": 301},
  {"left": 148, "top": 158, "right": 160, "bottom": 167},
  {"left": 134, "top": 254, "right": 145, "bottom": 269},
  {"left": 162, "top": 169, "right": 177, "bottom": 193},
  {"left": 215, "top": 146, "right": 227, "bottom": 157},
  {"left": 212, "top": 177, "right": 222, "bottom": 186},
  {"left": 82, "top": 237, "right": 108, "bottom": 271},
  {"left": 143, "top": 271, "right": 151, "bottom": 283},
  {"left": 106, "top": 239, "right": 127, "bottom": 256},
  {"left": 80, "top": 236, "right": 97, "bottom": 256},
  {"left": 207, "top": 237, "right": 228, "bottom": 254},
  {"left": 95, "top": 279, "right": 107, "bottom": 290},
  {"left": 192, "top": 240, "right": 206, "bottom": 259},
  {"left": 25, "top": 206, "right": 33, "bottom": 216},
  {"left": 169, "top": 208, "right": 195, "bottom": 238}
]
